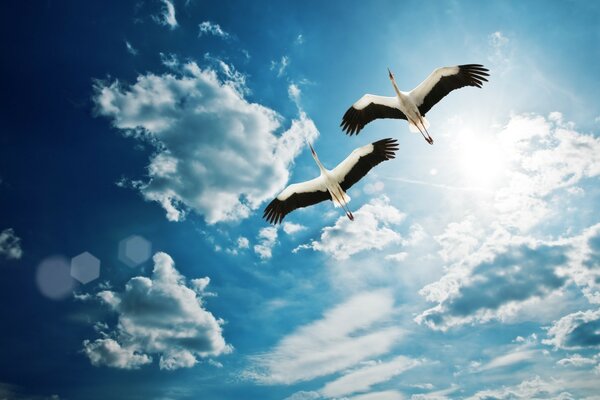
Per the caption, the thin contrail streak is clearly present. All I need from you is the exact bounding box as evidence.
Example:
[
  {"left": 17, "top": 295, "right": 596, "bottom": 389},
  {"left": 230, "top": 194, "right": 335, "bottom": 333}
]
[{"left": 381, "top": 176, "right": 493, "bottom": 194}]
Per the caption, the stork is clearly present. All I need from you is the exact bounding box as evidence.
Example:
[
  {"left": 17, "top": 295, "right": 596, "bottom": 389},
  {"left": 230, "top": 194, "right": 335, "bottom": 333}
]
[
  {"left": 341, "top": 64, "right": 490, "bottom": 144},
  {"left": 263, "top": 138, "right": 399, "bottom": 224}
]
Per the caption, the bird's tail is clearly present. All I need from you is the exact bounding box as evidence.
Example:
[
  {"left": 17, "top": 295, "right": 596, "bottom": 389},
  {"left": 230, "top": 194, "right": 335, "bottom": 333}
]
[{"left": 408, "top": 116, "right": 430, "bottom": 133}]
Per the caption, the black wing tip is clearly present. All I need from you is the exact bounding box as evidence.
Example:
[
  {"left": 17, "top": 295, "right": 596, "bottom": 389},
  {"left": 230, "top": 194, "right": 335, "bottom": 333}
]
[
  {"left": 341, "top": 106, "right": 363, "bottom": 136},
  {"left": 263, "top": 199, "right": 284, "bottom": 225},
  {"left": 458, "top": 64, "right": 491, "bottom": 88},
  {"left": 373, "top": 138, "right": 399, "bottom": 159}
]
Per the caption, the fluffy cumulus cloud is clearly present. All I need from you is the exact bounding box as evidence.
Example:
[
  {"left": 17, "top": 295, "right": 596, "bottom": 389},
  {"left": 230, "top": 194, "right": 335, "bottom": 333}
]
[
  {"left": 418, "top": 219, "right": 600, "bottom": 331},
  {"left": 0, "top": 228, "right": 22, "bottom": 260},
  {"left": 282, "top": 222, "right": 306, "bottom": 235},
  {"left": 493, "top": 113, "right": 600, "bottom": 230},
  {"left": 245, "top": 290, "right": 403, "bottom": 384},
  {"left": 295, "top": 196, "right": 406, "bottom": 260},
  {"left": 417, "top": 239, "right": 569, "bottom": 330},
  {"left": 254, "top": 227, "right": 278, "bottom": 260},
  {"left": 94, "top": 60, "right": 318, "bottom": 224},
  {"left": 198, "top": 21, "right": 229, "bottom": 38},
  {"left": 544, "top": 309, "right": 600, "bottom": 350},
  {"left": 82, "top": 252, "right": 231, "bottom": 370},
  {"left": 416, "top": 113, "right": 600, "bottom": 331}
]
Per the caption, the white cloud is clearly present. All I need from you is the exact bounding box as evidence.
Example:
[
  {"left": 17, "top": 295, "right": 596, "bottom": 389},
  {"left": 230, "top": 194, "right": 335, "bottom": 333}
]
[
  {"left": 385, "top": 252, "right": 408, "bottom": 262},
  {"left": 417, "top": 113, "right": 600, "bottom": 330},
  {"left": 94, "top": 60, "right": 318, "bottom": 224},
  {"left": 478, "top": 349, "right": 538, "bottom": 371},
  {"left": 125, "top": 40, "right": 138, "bottom": 55},
  {"left": 489, "top": 31, "right": 509, "bottom": 48},
  {"left": 411, "top": 385, "right": 459, "bottom": 400},
  {"left": 288, "top": 83, "right": 301, "bottom": 106},
  {"left": 282, "top": 222, "right": 307, "bottom": 235},
  {"left": 254, "top": 227, "right": 278, "bottom": 260},
  {"left": 295, "top": 34, "right": 304, "bottom": 45},
  {"left": 435, "top": 216, "right": 483, "bottom": 263},
  {"left": 320, "top": 356, "right": 420, "bottom": 398},
  {"left": 350, "top": 391, "right": 405, "bottom": 400},
  {"left": 82, "top": 252, "right": 231, "bottom": 370},
  {"left": 82, "top": 338, "right": 152, "bottom": 369},
  {"left": 237, "top": 236, "right": 249, "bottom": 249},
  {"left": 364, "top": 181, "right": 384, "bottom": 195},
  {"left": 488, "top": 31, "right": 511, "bottom": 72},
  {"left": 417, "top": 219, "right": 600, "bottom": 331},
  {"left": 0, "top": 228, "right": 22, "bottom": 260},
  {"left": 544, "top": 308, "right": 600, "bottom": 350},
  {"left": 465, "top": 376, "right": 573, "bottom": 400},
  {"left": 417, "top": 236, "right": 569, "bottom": 330},
  {"left": 493, "top": 113, "right": 600, "bottom": 230},
  {"left": 284, "top": 392, "right": 321, "bottom": 400},
  {"left": 154, "top": 0, "right": 178, "bottom": 29},
  {"left": 557, "top": 354, "right": 597, "bottom": 367},
  {"left": 198, "top": 21, "right": 229, "bottom": 38},
  {"left": 271, "top": 55, "right": 289, "bottom": 77},
  {"left": 245, "top": 290, "right": 402, "bottom": 384},
  {"left": 190, "top": 276, "right": 210, "bottom": 293},
  {"left": 295, "top": 196, "right": 406, "bottom": 260}
]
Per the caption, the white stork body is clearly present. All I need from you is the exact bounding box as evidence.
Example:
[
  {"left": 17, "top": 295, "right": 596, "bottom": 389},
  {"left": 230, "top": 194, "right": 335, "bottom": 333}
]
[
  {"left": 263, "top": 138, "right": 399, "bottom": 224},
  {"left": 341, "top": 64, "right": 489, "bottom": 144}
]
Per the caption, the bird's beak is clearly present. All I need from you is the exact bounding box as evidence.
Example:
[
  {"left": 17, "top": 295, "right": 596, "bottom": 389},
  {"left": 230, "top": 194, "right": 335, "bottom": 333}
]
[
  {"left": 387, "top": 67, "right": 394, "bottom": 80},
  {"left": 308, "top": 143, "right": 317, "bottom": 157}
]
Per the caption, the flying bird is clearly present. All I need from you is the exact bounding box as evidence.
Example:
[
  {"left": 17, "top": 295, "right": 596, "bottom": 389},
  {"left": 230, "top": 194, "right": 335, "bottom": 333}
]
[
  {"left": 341, "top": 64, "right": 490, "bottom": 144},
  {"left": 263, "top": 138, "right": 399, "bottom": 224}
]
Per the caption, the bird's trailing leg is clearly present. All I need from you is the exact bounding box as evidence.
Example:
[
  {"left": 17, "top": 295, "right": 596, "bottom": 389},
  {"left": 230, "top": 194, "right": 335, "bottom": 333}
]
[
  {"left": 330, "top": 190, "right": 354, "bottom": 221},
  {"left": 409, "top": 117, "right": 434, "bottom": 145},
  {"left": 418, "top": 115, "right": 434, "bottom": 145}
]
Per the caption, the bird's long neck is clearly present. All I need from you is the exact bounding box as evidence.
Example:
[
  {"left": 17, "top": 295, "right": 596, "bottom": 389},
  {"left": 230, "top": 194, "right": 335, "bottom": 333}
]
[
  {"left": 312, "top": 154, "right": 327, "bottom": 174},
  {"left": 309, "top": 144, "right": 327, "bottom": 174},
  {"left": 390, "top": 78, "right": 404, "bottom": 100}
]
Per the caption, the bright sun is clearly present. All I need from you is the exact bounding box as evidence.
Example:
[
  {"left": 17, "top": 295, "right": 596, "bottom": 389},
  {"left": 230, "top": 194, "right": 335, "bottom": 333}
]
[{"left": 457, "top": 132, "right": 507, "bottom": 188}]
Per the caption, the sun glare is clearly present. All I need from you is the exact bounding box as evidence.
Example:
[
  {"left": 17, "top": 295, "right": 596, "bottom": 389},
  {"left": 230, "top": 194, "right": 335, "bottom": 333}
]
[{"left": 457, "top": 132, "right": 507, "bottom": 188}]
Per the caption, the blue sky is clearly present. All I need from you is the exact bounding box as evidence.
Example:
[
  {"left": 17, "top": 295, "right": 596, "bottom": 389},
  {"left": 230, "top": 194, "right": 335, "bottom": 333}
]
[{"left": 1, "top": 1, "right": 600, "bottom": 399}]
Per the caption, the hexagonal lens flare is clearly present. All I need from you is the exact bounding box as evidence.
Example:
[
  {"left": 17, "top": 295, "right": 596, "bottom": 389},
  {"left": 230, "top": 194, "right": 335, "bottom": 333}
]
[{"left": 118, "top": 235, "right": 151, "bottom": 267}]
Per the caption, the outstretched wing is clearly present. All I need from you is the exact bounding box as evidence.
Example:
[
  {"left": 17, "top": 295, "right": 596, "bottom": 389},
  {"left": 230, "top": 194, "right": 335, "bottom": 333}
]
[
  {"left": 409, "top": 64, "right": 489, "bottom": 115},
  {"left": 332, "top": 138, "right": 399, "bottom": 191},
  {"left": 263, "top": 177, "right": 330, "bottom": 224},
  {"left": 341, "top": 94, "right": 407, "bottom": 136}
]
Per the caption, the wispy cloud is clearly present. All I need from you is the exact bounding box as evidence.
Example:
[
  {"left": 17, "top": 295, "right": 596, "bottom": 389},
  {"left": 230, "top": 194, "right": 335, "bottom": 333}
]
[
  {"left": 0, "top": 228, "right": 22, "bottom": 260},
  {"left": 153, "top": 0, "right": 178, "bottom": 30},
  {"left": 465, "top": 376, "right": 572, "bottom": 400},
  {"left": 124, "top": 40, "right": 138, "bottom": 55},
  {"left": 198, "top": 21, "right": 229, "bottom": 38},
  {"left": 320, "top": 356, "right": 420, "bottom": 398},
  {"left": 245, "top": 290, "right": 402, "bottom": 384},
  {"left": 271, "top": 55, "right": 289, "bottom": 77}
]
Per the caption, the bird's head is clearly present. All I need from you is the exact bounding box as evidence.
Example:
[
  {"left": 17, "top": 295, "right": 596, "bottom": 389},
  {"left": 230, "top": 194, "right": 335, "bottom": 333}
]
[
  {"left": 387, "top": 67, "right": 395, "bottom": 81},
  {"left": 308, "top": 142, "right": 317, "bottom": 158}
]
